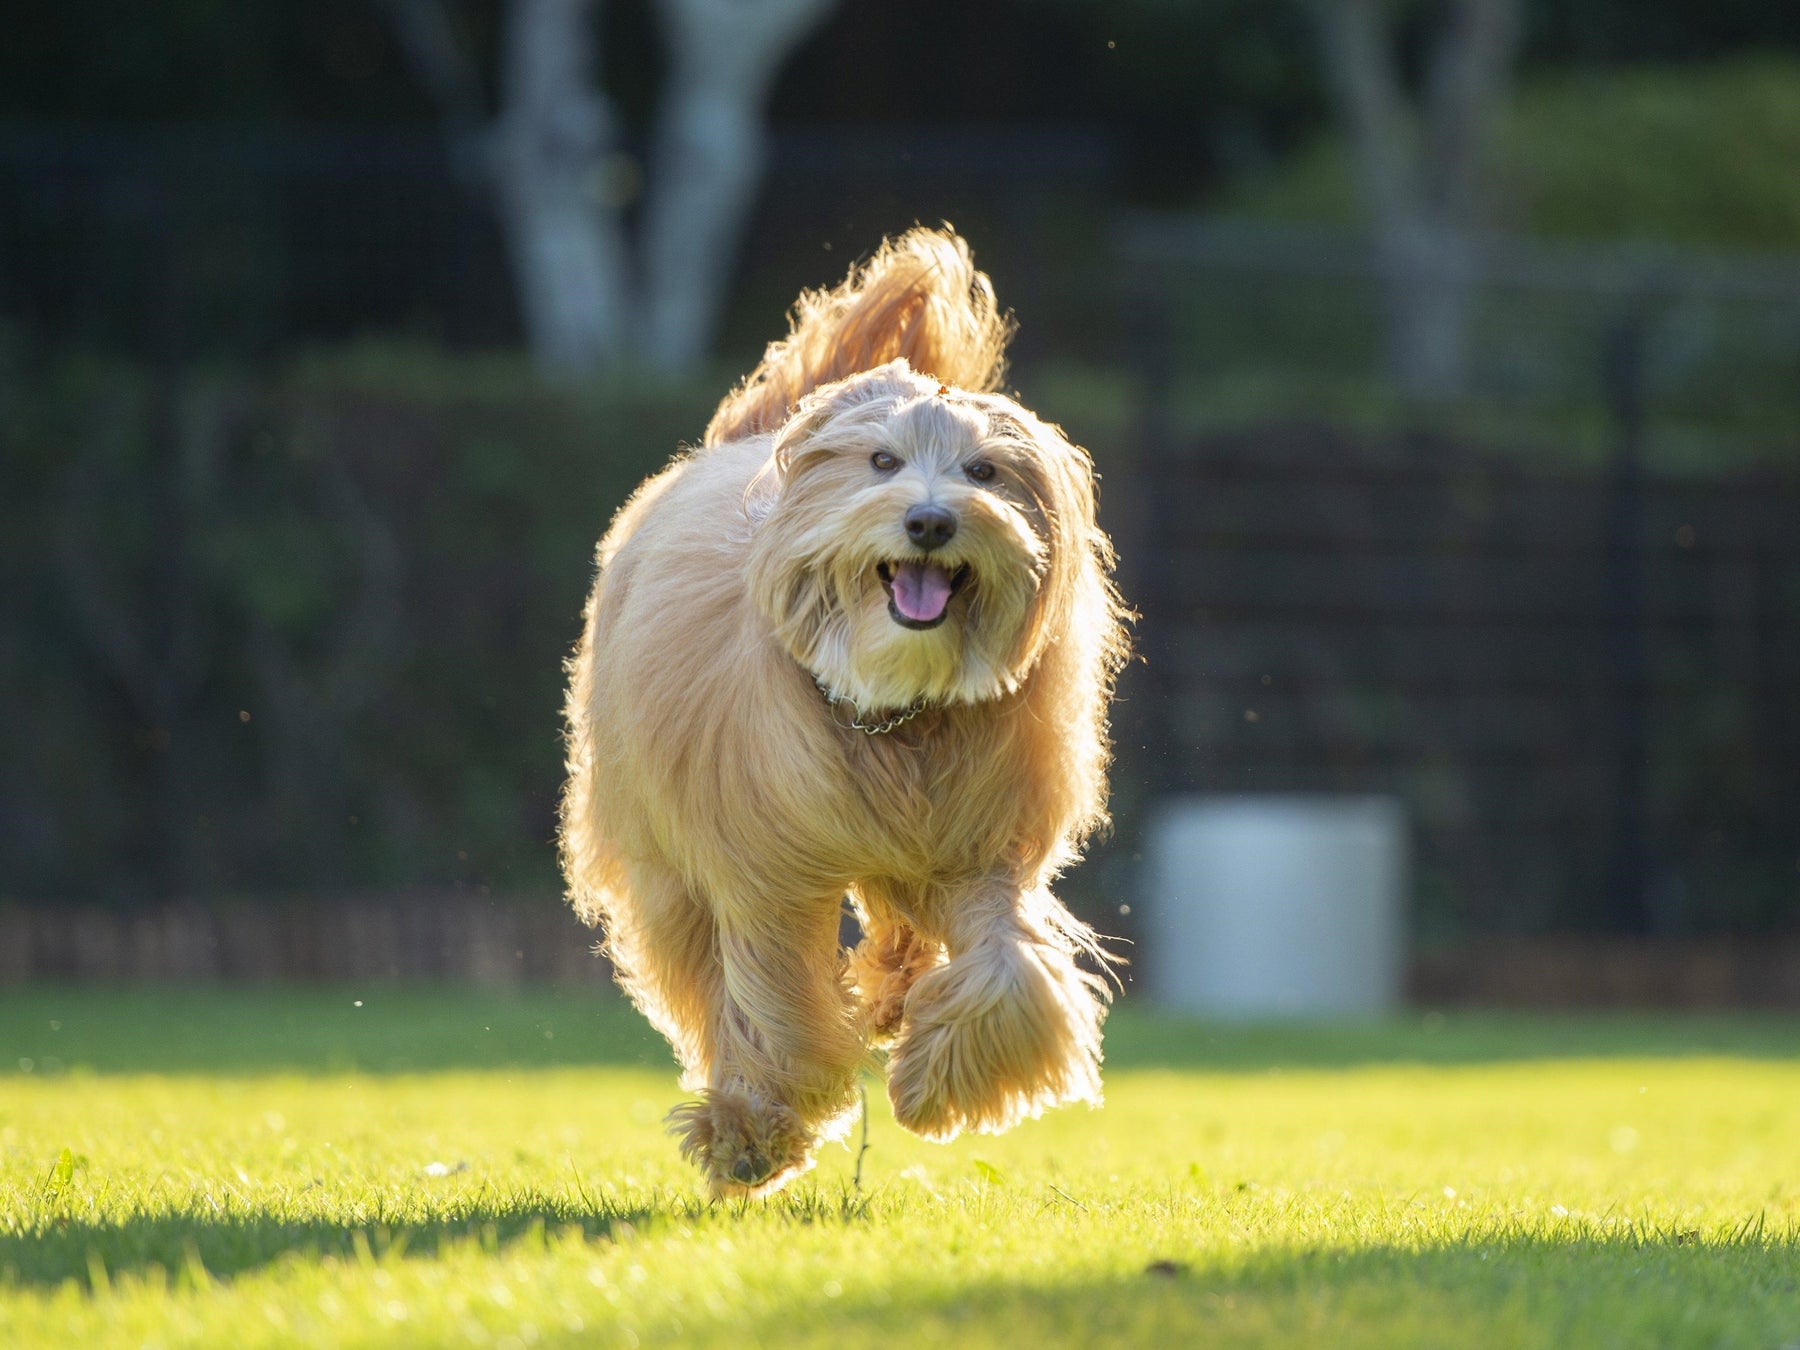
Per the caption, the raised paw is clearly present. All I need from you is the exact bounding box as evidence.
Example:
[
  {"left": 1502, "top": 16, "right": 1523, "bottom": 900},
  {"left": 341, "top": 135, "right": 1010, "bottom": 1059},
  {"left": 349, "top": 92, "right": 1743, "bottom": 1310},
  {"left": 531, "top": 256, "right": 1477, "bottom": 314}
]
[
  {"left": 665, "top": 1085, "right": 814, "bottom": 1199},
  {"left": 885, "top": 937, "right": 1106, "bottom": 1142},
  {"left": 848, "top": 927, "right": 943, "bottom": 1039}
]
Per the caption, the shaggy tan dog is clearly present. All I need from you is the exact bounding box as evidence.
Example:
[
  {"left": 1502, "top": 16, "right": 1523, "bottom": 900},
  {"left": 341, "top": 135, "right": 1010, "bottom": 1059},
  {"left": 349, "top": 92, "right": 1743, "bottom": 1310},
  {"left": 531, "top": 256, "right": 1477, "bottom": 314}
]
[{"left": 560, "top": 228, "right": 1129, "bottom": 1197}]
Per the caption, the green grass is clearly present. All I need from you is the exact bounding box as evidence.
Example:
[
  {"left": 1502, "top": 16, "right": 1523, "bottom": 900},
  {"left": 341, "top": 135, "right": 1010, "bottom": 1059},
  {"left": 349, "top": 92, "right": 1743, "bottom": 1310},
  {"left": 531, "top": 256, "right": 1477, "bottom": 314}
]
[{"left": 2, "top": 987, "right": 1798, "bottom": 1347}]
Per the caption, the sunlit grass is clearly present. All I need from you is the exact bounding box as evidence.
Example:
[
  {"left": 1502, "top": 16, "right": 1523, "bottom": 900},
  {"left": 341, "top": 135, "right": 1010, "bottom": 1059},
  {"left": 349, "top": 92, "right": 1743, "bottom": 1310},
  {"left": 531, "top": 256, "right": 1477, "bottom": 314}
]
[{"left": 2, "top": 987, "right": 1797, "bottom": 1347}]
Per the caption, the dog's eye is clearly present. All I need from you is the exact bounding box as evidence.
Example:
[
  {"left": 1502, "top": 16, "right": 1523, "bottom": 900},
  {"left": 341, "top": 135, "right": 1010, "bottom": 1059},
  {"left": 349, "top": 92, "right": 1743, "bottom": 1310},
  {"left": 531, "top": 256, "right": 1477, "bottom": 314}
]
[
  {"left": 870, "top": 451, "right": 900, "bottom": 472},
  {"left": 965, "top": 460, "right": 997, "bottom": 483}
]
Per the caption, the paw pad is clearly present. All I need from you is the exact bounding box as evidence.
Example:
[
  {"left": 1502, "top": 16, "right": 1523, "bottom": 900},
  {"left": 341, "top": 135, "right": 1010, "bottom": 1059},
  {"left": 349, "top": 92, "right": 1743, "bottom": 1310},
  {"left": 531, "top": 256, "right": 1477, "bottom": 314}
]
[
  {"left": 666, "top": 1086, "right": 812, "bottom": 1198},
  {"left": 730, "top": 1150, "right": 771, "bottom": 1185}
]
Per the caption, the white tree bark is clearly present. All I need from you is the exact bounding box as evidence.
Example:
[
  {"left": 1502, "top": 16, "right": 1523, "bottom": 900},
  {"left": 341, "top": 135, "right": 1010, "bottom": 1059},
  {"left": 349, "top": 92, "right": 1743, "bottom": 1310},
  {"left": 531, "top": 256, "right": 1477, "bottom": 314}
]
[
  {"left": 640, "top": 0, "right": 836, "bottom": 371},
  {"left": 1377, "top": 217, "right": 1479, "bottom": 398},
  {"left": 384, "top": 0, "right": 836, "bottom": 379},
  {"left": 1307, "top": 0, "right": 1522, "bottom": 400},
  {"left": 492, "top": 0, "right": 636, "bottom": 373}
]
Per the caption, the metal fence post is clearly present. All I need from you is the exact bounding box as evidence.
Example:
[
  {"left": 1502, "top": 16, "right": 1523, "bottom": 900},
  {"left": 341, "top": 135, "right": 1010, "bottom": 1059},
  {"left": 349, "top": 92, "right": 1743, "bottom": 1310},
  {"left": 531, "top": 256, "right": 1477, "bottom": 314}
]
[
  {"left": 1125, "top": 257, "right": 1183, "bottom": 795},
  {"left": 1602, "top": 303, "right": 1653, "bottom": 934}
]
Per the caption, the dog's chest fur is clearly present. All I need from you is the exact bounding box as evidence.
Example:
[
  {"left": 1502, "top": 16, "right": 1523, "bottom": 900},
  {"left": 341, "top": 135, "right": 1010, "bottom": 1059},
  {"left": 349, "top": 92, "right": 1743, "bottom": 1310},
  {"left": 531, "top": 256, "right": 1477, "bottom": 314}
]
[{"left": 829, "top": 700, "right": 1033, "bottom": 877}]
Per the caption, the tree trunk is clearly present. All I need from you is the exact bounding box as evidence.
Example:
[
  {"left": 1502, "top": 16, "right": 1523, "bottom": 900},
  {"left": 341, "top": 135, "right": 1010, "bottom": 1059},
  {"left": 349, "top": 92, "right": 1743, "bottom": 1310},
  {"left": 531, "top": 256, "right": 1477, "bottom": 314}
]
[
  {"left": 385, "top": 0, "right": 836, "bottom": 377},
  {"left": 1308, "top": 0, "right": 1520, "bottom": 401},
  {"left": 1379, "top": 216, "right": 1479, "bottom": 401},
  {"left": 493, "top": 0, "right": 635, "bottom": 375},
  {"left": 640, "top": 0, "right": 835, "bottom": 372}
]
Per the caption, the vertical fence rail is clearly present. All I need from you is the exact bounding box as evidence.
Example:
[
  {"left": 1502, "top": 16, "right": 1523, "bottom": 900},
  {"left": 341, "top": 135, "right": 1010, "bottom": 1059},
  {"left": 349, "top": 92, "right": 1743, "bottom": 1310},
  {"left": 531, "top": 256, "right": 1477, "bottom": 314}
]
[
  {"left": 1114, "top": 215, "right": 1800, "bottom": 943},
  {"left": 1602, "top": 305, "right": 1652, "bottom": 933}
]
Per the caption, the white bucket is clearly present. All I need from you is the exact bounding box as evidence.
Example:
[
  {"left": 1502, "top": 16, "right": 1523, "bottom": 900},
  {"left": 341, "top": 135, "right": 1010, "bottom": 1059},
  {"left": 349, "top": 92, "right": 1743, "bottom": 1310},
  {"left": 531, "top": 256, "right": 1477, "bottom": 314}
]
[{"left": 1145, "top": 794, "right": 1409, "bottom": 1017}]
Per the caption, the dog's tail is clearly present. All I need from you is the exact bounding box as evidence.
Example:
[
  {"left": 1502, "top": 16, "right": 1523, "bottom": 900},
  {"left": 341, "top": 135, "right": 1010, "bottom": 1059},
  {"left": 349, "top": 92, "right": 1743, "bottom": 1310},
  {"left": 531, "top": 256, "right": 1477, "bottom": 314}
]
[{"left": 703, "top": 226, "right": 1014, "bottom": 447}]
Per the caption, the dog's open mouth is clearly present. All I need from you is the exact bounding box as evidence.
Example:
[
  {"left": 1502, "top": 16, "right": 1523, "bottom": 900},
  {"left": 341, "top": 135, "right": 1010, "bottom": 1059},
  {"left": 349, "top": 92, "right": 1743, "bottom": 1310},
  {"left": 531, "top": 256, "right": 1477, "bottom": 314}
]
[{"left": 876, "top": 560, "right": 970, "bottom": 630}]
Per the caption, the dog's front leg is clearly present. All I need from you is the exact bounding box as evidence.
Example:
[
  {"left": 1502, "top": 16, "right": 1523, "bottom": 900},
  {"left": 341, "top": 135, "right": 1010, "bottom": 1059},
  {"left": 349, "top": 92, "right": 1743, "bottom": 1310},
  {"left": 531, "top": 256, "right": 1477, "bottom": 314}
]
[
  {"left": 885, "top": 879, "right": 1109, "bottom": 1141},
  {"left": 665, "top": 892, "right": 866, "bottom": 1198}
]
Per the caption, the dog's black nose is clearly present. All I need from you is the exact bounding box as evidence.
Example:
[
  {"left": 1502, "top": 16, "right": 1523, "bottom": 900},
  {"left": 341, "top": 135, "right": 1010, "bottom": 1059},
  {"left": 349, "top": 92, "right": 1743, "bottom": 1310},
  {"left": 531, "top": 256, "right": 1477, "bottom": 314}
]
[{"left": 904, "top": 504, "right": 957, "bottom": 551}]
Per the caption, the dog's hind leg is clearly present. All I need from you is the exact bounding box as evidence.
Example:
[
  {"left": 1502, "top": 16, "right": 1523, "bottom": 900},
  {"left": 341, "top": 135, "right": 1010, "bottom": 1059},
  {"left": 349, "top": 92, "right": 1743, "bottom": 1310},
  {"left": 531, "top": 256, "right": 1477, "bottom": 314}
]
[
  {"left": 663, "top": 886, "right": 867, "bottom": 1199},
  {"left": 847, "top": 924, "right": 941, "bottom": 1040},
  {"left": 845, "top": 886, "right": 944, "bottom": 1040},
  {"left": 885, "top": 879, "right": 1109, "bottom": 1141}
]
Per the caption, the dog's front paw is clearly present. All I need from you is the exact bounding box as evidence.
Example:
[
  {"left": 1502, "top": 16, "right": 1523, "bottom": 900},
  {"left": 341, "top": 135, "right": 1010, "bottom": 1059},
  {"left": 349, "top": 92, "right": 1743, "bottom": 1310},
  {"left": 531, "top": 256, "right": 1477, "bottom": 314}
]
[
  {"left": 884, "top": 1011, "right": 975, "bottom": 1142},
  {"left": 885, "top": 938, "right": 1106, "bottom": 1142},
  {"left": 666, "top": 1086, "right": 814, "bottom": 1199}
]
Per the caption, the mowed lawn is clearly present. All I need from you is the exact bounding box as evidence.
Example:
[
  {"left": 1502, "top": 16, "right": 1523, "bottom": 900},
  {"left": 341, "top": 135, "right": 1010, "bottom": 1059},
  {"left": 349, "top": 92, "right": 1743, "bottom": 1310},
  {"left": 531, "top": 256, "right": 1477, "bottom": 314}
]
[{"left": 2, "top": 987, "right": 1798, "bottom": 1348}]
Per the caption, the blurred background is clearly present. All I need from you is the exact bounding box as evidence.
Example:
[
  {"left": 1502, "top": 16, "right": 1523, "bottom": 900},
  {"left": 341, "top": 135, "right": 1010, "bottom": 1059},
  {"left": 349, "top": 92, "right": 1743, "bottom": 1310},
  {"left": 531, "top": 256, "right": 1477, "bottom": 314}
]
[{"left": 1, "top": 0, "right": 1796, "bottom": 1005}]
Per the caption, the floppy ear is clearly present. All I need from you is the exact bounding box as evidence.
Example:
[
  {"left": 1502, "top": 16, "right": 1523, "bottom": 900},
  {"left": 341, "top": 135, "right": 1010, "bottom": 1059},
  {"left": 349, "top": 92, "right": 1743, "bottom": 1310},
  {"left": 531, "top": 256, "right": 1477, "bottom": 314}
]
[
  {"left": 767, "top": 360, "right": 930, "bottom": 482},
  {"left": 743, "top": 380, "right": 846, "bottom": 512},
  {"left": 991, "top": 411, "right": 1111, "bottom": 674},
  {"left": 766, "top": 393, "right": 837, "bottom": 484},
  {"left": 745, "top": 386, "right": 860, "bottom": 656}
]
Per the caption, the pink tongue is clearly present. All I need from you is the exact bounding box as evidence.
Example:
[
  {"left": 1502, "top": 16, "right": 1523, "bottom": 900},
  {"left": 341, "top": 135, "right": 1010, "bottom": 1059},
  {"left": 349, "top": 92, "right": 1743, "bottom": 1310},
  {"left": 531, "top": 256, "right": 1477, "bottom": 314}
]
[{"left": 891, "top": 561, "right": 953, "bottom": 622}]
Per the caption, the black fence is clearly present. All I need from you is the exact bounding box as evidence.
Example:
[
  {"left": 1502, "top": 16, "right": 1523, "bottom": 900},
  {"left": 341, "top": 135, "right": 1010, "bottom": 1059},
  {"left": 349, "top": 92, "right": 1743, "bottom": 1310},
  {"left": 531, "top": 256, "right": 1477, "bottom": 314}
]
[
  {"left": 1120, "top": 421, "right": 1799, "bottom": 938},
  {"left": 6, "top": 131, "right": 1800, "bottom": 951},
  {"left": 1114, "top": 218, "right": 1800, "bottom": 941},
  {"left": 0, "top": 121, "right": 1114, "bottom": 913},
  {"left": 0, "top": 122, "right": 1114, "bottom": 363}
]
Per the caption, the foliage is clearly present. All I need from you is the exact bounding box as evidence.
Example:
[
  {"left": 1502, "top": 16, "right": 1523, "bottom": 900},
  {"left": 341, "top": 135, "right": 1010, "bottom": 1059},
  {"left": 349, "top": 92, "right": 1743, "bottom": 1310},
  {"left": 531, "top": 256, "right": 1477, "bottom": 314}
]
[
  {"left": 2, "top": 989, "right": 1799, "bottom": 1347},
  {"left": 1509, "top": 58, "right": 1800, "bottom": 249},
  {"left": 0, "top": 342, "right": 718, "bottom": 903},
  {"left": 1222, "top": 57, "right": 1800, "bottom": 252},
  {"left": 1133, "top": 55, "right": 1800, "bottom": 443},
  {"left": 7, "top": 337, "right": 1797, "bottom": 928},
  {"left": 0, "top": 0, "right": 409, "bottom": 121}
]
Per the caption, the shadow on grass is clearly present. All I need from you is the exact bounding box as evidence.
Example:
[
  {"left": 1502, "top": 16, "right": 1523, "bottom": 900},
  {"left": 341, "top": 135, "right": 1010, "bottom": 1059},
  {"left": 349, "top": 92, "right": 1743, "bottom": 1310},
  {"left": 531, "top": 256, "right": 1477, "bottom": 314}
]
[
  {"left": 724, "top": 1223, "right": 1800, "bottom": 1349},
  {"left": 4, "top": 1196, "right": 1796, "bottom": 1350},
  {"left": 0, "top": 1196, "right": 675, "bottom": 1289},
  {"left": 0, "top": 1184, "right": 890, "bottom": 1291}
]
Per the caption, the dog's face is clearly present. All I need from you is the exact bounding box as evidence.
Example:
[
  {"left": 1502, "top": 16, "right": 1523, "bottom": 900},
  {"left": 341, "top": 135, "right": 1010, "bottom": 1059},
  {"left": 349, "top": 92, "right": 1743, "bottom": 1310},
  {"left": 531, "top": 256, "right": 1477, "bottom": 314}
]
[{"left": 747, "top": 361, "right": 1102, "bottom": 710}]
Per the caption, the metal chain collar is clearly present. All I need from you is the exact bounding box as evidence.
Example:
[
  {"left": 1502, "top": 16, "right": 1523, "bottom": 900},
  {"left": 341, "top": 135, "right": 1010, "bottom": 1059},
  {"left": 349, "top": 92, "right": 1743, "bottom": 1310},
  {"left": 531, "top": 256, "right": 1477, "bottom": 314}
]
[{"left": 814, "top": 680, "right": 929, "bottom": 736}]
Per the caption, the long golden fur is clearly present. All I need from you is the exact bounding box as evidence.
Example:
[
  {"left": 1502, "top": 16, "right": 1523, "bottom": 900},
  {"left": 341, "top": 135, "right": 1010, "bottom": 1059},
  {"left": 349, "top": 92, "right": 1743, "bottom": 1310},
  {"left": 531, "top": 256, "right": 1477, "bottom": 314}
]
[{"left": 560, "top": 228, "right": 1130, "bottom": 1197}]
